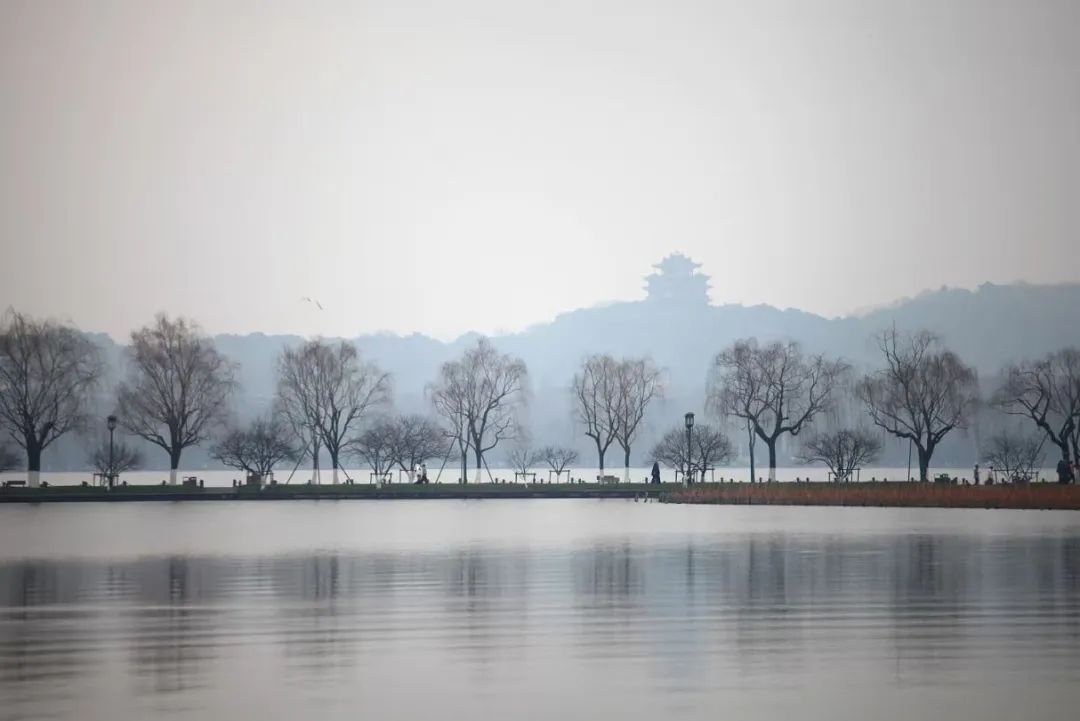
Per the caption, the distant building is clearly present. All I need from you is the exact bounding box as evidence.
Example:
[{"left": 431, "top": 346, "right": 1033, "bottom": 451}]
[{"left": 644, "top": 253, "right": 710, "bottom": 305}]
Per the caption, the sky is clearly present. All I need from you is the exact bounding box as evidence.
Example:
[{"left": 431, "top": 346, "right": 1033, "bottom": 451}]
[{"left": 1, "top": 0, "right": 1078, "bottom": 341}]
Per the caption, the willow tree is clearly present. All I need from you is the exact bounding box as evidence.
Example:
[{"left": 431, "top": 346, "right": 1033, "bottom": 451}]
[
  {"left": 571, "top": 354, "right": 620, "bottom": 481},
  {"left": 276, "top": 339, "right": 390, "bottom": 485},
  {"left": 0, "top": 311, "right": 102, "bottom": 486},
  {"left": 117, "top": 314, "right": 236, "bottom": 484},
  {"left": 276, "top": 340, "right": 325, "bottom": 482},
  {"left": 992, "top": 348, "right": 1080, "bottom": 469},
  {"left": 430, "top": 338, "right": 527, "bottom": 483},
  {"left": 708, "top": 339, "right": 849, "bottom": 481},
  {"left": 428, "top": 358, "right": 472, "bottom": 483},
  {"left": 612, "top": 358, "right": 665, "bottom": 482},
  {"left": 856, "top": 329, "right": 979, "bottom": 482}
]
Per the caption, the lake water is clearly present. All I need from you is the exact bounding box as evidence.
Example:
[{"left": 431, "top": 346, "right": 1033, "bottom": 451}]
[{"left": 1, "top": 500, "right": 1079, "bottom": 721}]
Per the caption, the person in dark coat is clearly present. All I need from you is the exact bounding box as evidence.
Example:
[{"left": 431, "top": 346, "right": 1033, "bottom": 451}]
[
  {"left": 650, "top": 461, "right": 661, "bottom": 484},
  {"left": 1057, "top": 458, "right": 1073, "bottom": 484}
]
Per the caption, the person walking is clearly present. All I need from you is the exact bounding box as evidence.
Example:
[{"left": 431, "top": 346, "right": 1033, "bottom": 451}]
[
  {"left": 973, "top": 463, "right": 981, "bottom": 486},
  {"left": 650, "top": 461, "right": 661, "bottom": 485}
]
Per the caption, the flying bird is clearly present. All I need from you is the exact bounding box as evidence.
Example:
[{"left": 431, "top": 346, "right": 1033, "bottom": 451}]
[{"left": 300, "top": 297, "right": 324, "bottom": 310}]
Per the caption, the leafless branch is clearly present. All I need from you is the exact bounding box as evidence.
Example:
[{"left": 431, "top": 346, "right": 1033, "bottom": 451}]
[
  {"left": 795, "top": 427, "right": 882, "bottom": 482},
  {"left": 0, "top": 310, "right": 103, "bottom": 475},
  {"left": 211, "top": 414, "right": 299, "bottom": 478},
  {"left": 707, "top": 338, "right": 849, "bottom": 479},
  {"left": 855, "top": 328, "right": 978, "bottom": 481},
  {"left": 116, "top": 314, "right": 236, "bottom": 475}
]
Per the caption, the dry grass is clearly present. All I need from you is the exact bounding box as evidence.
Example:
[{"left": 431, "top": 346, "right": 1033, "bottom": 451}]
[{"left": 662, "top": 482, "right": 1080, "bottom": 510}]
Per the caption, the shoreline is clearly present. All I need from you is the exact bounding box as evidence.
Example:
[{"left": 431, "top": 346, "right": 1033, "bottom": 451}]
[
  {"left": 0, "top": 483, "right": 660, "bottom": 503},
  {"left": 2, "top": 481, "right": 1079, "bottom": 509},
  {"left": 661, "top": 482, "right": 1080, "bottom": 510}
]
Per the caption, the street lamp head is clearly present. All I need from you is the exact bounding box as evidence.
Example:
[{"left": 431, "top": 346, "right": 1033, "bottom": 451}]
[
  {"left": 684, "top": 412, "right": 695, "bottom": 430},
  {"left": 107, "top": 415, "right": 117, "bottom": 432}
]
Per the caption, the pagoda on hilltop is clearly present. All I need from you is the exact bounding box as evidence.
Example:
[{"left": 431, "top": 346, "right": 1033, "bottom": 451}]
[{"left": 644, "top": 253, "right": 710, "bottom": 305}]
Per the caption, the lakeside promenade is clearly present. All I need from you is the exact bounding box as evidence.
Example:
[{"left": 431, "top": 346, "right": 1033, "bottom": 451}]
[
  {"left": 3, "top": 481, "right": 1080, "bottom": 509},
  {"left": 0, "top": 482, "right": 659, "bottom": 503}
]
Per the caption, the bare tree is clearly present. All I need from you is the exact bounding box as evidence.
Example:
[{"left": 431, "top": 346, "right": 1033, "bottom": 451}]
[
  {"left": 352, "top": 418, "right": 397, "bottom": 481},
  {"left": 992, "top": 348, "right": 1080, "bottom": 469},
  {"left": 211, "top": 415, "right": 299, "bottom": 481},
  {"left": 117, "top": 315, "right": 236, "bottom": 485},
  {"left": 650, "top": 423, "right": 733, "bottom": 484},
  {"left": 276, "top": 341, "right": 326, "bottom": 483},
  {"left": 0, "top": 311, "right": 103, "bottom": 486},
  {"left": 795, "top": 428, "right": 882, "bottom": 482},
  {"left": 539, "top": 445, "right": 579, "bottom": 483},
  {"left": 431, "top": 339, "right": 527, "bottom": 483},
  {"left": 571, "top": 355, "right": 620, "bottom": 480},
  {"left": 856, "top": 329, "right": 979, "bottom": 482},
  {"left": 387, "top": 414, "right": 444, "bottom": 481},
  {"left": 611, "top": 358, "right": 665, "bottom": 482},
  {"left": 506, "top": 444, "right": 540, "bottom": 481},
  {"left": 276, "top": 339, "right": 390, "bottom": 485},
  {"left": 428, "top": 360, "right": 472, "bottom": 484},
  {"left": 708, "top": 339, "right": 849, "bottom": 481},
  {"left": 88, "top": 436, "right": 143, "bottom": 485},
  {"left": 982, "top": 429, "right": 1044, "bottom": 484}
]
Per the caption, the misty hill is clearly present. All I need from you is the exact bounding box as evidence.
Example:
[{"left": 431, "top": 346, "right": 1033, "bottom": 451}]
[{"left": 29, "top": 256, "right": 1080, "bottom": 473}]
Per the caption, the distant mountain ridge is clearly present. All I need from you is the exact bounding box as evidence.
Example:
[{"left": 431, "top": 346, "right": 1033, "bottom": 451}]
[{"left": 18, "top": 268, "right": 1080, "bottom": 473}]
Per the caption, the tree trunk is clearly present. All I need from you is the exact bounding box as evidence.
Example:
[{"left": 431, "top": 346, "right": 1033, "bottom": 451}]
[
  {"left": 1055, "top": 441, "right": 1070, "bottom": 466},
  {"left": 169, "top": 447, "right": 182, "bottom": 485},
  {"left": 746, "top": 421, "right": 756, "bottom": 484},
  {"left": 767, "top": 441, "right": 777, "bottom": 482},
  {"left": 26, "top": 442, "right": 42, "bottom": 488},
  {"left": 596, "top": 441, "right": 606, "bottom": 481},
  {"left": 473, "top": 447, "right": 484, "bottom": 483},
  {"left": 917, "top": 445, "right": 931, "bottom": 482},
  {"left": 460, "top": 448, "right": 468, "bottom": 485},
  {"left": 311, "top": 438, "right": 321, "bottom": 485},
  {"left": 623, "top": 446, "right": 631, "bottom": 483},
  {"left": 329, "top": 448, "right": 340, "bottom": 485}
]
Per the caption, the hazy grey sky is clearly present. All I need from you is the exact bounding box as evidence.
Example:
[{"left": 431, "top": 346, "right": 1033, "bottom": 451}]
[{"left": 1, "top": 0, "right": 1077, "bottom": 341}]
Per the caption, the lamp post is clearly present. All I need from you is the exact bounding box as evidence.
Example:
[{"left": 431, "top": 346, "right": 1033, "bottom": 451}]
[
  {"left": 684, "top": 412, "right": 695, "bottom": 486},
  {"left": 106, "top": 415, "right": 117, "bottom": 488}
]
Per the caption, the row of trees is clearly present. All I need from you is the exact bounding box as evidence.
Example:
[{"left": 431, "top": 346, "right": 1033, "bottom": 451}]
[
  {"left": 0, "top": 311, "right": 535, "bottom": 486},
  {"left": 642, "top": 329, "right": 1076, "bottom": 484},
  {"left": 0, "top": 308, "right": 1076, "bottom": 486}
]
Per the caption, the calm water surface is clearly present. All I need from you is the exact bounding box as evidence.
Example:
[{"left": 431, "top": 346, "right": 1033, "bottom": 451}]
[{"left": 1, "top": 500, "right": 1079, "bottom": 721}]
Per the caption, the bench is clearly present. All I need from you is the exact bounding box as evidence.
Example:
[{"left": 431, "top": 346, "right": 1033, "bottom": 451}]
[
  {"left": 597, "top": 474, "right": 620, "bottom": 485},
  {"left": 2, "top": 480, "right": 26, "bottom": 488}
]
